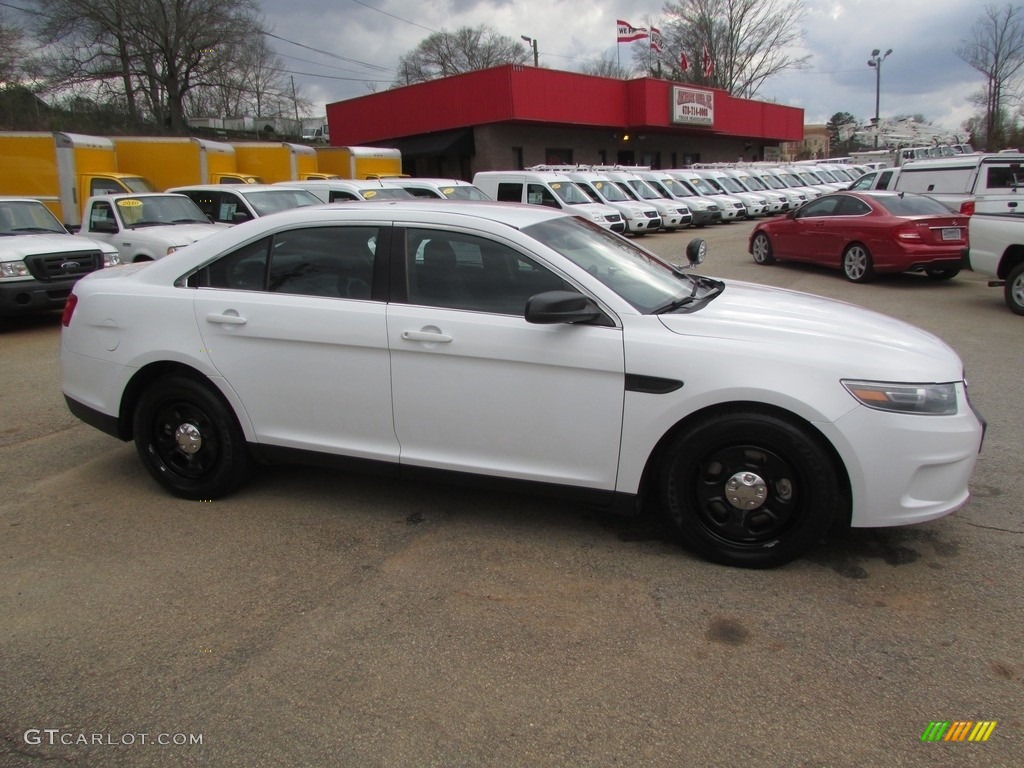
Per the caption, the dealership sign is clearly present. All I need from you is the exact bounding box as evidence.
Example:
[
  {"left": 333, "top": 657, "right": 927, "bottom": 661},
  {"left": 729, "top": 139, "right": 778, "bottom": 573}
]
[{"left": 671, "top": 86, "right": 714, "bottom": 126}]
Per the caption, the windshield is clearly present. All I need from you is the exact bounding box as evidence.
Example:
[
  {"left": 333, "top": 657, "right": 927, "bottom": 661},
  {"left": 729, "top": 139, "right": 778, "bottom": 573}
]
[
  {"left": 589, "top": 180, "right": 630, "bottom": 202},
  {"left": 549, "top": 181, "right": 594, "bottom": 205},
  {"left": 760, "top": 174, "right": 785, "bottom": 189},
  {"left": 739, "top": 174, "right": 768, "bottom": 191},
  {"left": 716, "top": 176, "right": 746, "bottom": 193},
  {"left": 658, "top": 178, "right": 691, "bottom": 198},
  {"left": 815, "top": 169, "right": 840, "bottom": 182},
  {"left": 441, "top": 185, "right": 490, "bottom": 200},
  {"left": 522, "top": 216, "right": 722, "bottom": 314},
  {"left": 626, "top": 180, "right": 662, "bottom": 200},
  {"left": 0, "top": 200, "right": 67, "bottom": 235},
  {"left": 358, "top": 188, "right": 416, "bottom": 200},
  {"left": 117, "top": 195, "right": 208, "bottom": 227},
  {"left": 124, "top": 177, "right": 156, "bottom": 193},
  {"left": 246, "top": 189, "right": 322, "bottom": 216},
  {"left": 797, "top": 172, "right": 823, "bottom": 186},
  {"left": 686, "top": 176, "right": 718, "bottom": 195}
]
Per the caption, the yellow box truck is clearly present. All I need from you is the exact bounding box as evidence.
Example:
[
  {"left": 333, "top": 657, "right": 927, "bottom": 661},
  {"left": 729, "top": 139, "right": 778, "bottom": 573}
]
[
  {"left": 113, "top": 137, "right": 260, "bottom": 190},
  {"left": 315, "top": 146, "right": 403, "bottom": 179},
  {"left": 0, "top": 132, "right": 154, "bottom": 228},
  {"left": 231, "top": 142, "right": 320, "bottom": 183}
]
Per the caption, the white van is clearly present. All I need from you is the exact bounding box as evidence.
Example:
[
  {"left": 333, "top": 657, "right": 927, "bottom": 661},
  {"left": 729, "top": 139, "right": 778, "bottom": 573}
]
[
  {"left": 277, "top": 179, "right": 415, "bottom": 202},
  {"left": 565, "top": 170, "right": 662, "bottom": 235},
  {"left": 689, "top": 168, "right": 767, "bottom": 218},
  {"left": 893, "top": 153, "right": 1024, "bottom": 214},
  {"left": 472, "top": 171, "right": 626, "bottom": 233},
  {"left": 742, "top": 166, "right": 807, "bottom": 209},
  {"left": 665, "top": 171, "right": 746, "bottom": 220},
  {"left": 600, "top": 169, "right": 693, "bottom": 230},
  {"left": 379, "top": 178, "right": 491, "bottom": 200},
  {"left": 718, "top": 168, "right": 788, "bottom": 214},
  {"left": 632, "top": 170, "right": 722, "bottom": 226}
]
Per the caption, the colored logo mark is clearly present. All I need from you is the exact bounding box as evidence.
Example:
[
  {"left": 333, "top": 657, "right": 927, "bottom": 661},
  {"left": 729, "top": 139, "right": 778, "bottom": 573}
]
[{"left": 921, "top": 721, "right": 997, "bottom": 742}]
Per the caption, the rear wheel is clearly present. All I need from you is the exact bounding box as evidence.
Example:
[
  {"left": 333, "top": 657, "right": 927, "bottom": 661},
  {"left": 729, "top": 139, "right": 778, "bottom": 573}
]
[
  {"left": 660, "top": 410, "right": 843, "bottom": 568},
  {"left": 926, "top": 267, "right": 960, "bottom": 280},
  {"left": 133, "top": 374, "right": 252, "bottom": 499},
  {"left": 842, "top": 243, "right": 874, "bottom": 283},
  {"left": 751, "top": 232, "right": 775, "bottom": 265},
  {"left": 1006, "top": 262, "right": 1024, "bottom": 315}
]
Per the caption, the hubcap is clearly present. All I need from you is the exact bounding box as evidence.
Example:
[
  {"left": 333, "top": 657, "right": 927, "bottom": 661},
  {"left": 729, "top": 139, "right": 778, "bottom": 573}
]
[
  {"left": 725, "top": 471, "right": 767, "bottom": 509},
  {"left": 845, "top": 250, "right": 866, "bottom": 278},
  {"left": 175, "top": 422, "right": 203, "bottom": 454},
  {"left": 1013, "top": 274, "right": 1024, "bottom": 309}
]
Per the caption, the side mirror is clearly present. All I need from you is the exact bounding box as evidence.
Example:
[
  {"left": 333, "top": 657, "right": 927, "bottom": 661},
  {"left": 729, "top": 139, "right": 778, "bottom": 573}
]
[
  {"left": 525, "top": 290, "right": 601, "bottom": 324},
  {"left": 231, "top": 212, "right": 252, "bottom": 224}
]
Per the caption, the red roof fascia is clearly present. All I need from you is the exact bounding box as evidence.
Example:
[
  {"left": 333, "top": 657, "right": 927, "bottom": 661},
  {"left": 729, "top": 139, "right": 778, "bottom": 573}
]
[{"left": 326, "top": 65, "right": 804, "bottom": 145}]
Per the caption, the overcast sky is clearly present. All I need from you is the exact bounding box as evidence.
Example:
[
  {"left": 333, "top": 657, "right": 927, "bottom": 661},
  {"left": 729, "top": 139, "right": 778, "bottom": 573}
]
[{"left": 261, "top": 0, "right": 987, "bottom": 134}]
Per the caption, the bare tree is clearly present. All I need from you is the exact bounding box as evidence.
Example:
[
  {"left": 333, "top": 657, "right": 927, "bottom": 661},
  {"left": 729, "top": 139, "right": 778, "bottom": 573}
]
[
  {"left": 645, "top": 0, "right": 810, "bottom": 98},
  {"left": 577, "top": 53, "right": 633, "bottom": 79},
  {"left": 957, "top": 3, "right": 1024, "bottom": 149},
  {"left": 1, "top": 13, "right": 30, "bottom": 87},
  {"left": 394, "top": 25, "right": 529, "bottom": 86},
  {"left": 32, "top": 0, "right": 281, "bottom": 130}
]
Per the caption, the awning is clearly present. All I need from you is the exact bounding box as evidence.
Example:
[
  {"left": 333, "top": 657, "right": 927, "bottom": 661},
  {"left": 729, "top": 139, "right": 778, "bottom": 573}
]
[{"left": 386, "top": 129, "right": 475, "bottom": 157}]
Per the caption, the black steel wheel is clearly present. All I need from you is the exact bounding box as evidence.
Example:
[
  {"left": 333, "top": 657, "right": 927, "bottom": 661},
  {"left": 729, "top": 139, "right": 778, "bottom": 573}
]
[
  {"left": 133, "top": 374, "right": 252, "bottom": 499},
  {"left": 660, "top": 409, "right": 843, "bottom": 568}
]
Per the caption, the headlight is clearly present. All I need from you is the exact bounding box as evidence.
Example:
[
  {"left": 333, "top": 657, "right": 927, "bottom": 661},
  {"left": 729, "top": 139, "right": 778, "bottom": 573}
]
[
  {"left": 103, "top": 251, "right": 121, "bottom": 267},
  {"left": 842, "top": 380, "right": 958, "bottom": 415},
  {"left": 589, "top": 212, "right": 604, "bottom": 221},
  {"left": 0, "top": 260, "right": 30, "bottom": 278}
]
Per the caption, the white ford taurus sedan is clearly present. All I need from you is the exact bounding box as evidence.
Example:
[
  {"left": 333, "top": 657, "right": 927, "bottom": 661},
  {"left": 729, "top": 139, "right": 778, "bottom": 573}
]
[{"left": 60, "top": 200, "right": 984, "bottom": 567}]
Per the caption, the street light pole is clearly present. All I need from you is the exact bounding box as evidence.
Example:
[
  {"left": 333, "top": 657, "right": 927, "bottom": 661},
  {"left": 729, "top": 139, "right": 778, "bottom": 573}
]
[
  {"left": 521, "top": 36, "right": 539, "bottom": 67},
  {"left": 867, "top": 48, "right": 893, "bottom": 149}
]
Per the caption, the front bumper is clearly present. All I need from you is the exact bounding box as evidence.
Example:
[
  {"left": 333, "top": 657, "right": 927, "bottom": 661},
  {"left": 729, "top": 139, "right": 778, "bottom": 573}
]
[
  {"left": 0, "top": 277, "right": 79, "bottom": 316},
  {"left": 816, "top": 385, "right": 984, "bottom": 527}
]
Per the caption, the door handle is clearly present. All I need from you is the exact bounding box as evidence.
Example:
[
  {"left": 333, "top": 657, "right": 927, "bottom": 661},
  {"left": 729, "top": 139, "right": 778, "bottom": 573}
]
[
  {"left": 205, "top": 313, "right": 247, "bottom": 325},
  {"left": 402, "top": 330, "right": 452, "bottom": 343}
]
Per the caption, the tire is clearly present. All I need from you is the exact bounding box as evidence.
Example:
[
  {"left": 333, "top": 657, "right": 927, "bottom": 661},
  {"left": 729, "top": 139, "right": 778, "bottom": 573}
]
[
  {"left": 926, "top": 267, "right": 960, "bottom": 280},
  {"left": 660, "top": 409, "right": 843, "bottom": 568},
  {"left": 1005, "top": 262, "right": 1024, "bottom": 316},
  {"left": 133, "top": 374, "right": 252, "bottom": 499},
  {"left": 751, "top": 232, "right": 775, "bottom": 265},
  {"left": 842, "top": 243, "right": 875, "bottom": 283}
]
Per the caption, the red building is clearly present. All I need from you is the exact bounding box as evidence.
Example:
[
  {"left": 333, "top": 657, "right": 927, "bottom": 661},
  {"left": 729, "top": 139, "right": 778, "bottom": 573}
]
[{"left": 326, "top": 64, "right": 803, "bottom": 178}]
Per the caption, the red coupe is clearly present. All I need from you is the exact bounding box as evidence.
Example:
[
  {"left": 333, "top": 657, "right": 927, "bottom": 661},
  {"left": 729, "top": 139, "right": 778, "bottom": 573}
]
[{"left": 748, "top": 191, "right": 967, "bottom": 282}]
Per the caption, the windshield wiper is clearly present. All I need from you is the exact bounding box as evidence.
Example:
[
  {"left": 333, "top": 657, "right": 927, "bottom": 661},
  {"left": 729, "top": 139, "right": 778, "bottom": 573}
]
[
  {"left": 130, "top": 220, "right": 171, "bottom": 228},
  {"left": 12, "top": 227, "right": 64, "bottom": 233}
]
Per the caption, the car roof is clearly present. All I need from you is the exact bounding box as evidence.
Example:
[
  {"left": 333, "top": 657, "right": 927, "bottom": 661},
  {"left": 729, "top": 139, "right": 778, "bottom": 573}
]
[{"left": 167, "top": 184, "right": 304, "bottom": 193}]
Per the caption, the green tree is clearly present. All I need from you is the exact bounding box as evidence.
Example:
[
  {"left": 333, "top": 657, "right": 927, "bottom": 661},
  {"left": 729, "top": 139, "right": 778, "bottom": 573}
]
[{"left": 826, "top": 111, "right": 859, "bottom": 154}]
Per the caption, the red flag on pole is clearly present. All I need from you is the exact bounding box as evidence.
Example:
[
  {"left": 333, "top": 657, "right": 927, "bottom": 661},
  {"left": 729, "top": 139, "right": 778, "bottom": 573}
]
[
  {"left": 702, "top": 43, "right": 714, "bottom": 78},
  {"left": 680, "top": 52, "right": 689, "bottom": 72},
  {"left": 617, "top": 20, "right": 647, "bottom": 43}
]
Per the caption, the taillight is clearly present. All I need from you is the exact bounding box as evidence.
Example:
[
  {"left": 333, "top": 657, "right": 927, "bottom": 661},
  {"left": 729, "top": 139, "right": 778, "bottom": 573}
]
[
  {"left": 61, "top": 293, "right": 78, "bottom": 327},
  {"left": 894, "top": 225, "right": 922, "bottom": 241},
  {"left": 960, "top": 200, "right": 975, "bottom": 216}
]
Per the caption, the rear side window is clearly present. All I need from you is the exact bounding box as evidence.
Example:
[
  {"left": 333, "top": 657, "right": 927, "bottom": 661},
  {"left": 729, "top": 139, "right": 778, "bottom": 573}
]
[
  {"left": 985, "top": 165, "right": 1024, "bottom": 190},
  {"left": 496, "top": 183, "right": 523, "bottom": 203},
  {"left": 874, "top": 195, "right": 954, "bottom": 216}
]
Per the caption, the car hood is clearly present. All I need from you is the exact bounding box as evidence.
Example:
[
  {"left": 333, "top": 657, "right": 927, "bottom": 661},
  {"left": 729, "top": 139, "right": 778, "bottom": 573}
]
[
  {"left": 127, "top": 223, "right": 226, "bottom": 245},
  {"left": 657, "top": 279, "right": 962, "bottom": 381},
  {"left": 2, "top": 233, "right": 117, "bottom": 258}
]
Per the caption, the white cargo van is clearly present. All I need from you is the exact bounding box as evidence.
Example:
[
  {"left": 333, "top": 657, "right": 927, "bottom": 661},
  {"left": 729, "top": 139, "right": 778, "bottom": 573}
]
[
  {"left": 472, "top": 171, "right": 626, "bottom": 233},
  {"left": 665, "top": 171, "right": 746, "bottom": 220},
  {"left": 565, "top": 170, "right": 662, "bottom": 235},
  {"left": 893, "top": 153, "right": 1024, "bottom": 214}
]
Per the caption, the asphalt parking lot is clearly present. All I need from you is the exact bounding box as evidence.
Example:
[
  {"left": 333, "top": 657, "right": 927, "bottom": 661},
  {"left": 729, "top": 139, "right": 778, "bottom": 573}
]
[{"left": 1, "top": 217, "right": 1021, "bottom": 767}]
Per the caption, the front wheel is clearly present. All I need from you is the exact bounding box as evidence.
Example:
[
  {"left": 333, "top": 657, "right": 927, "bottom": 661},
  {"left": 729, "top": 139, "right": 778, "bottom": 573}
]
[
  {"left": 1005, "top": 262, "right": 1024, "bottom": 315},
  {"left": 133, "top": 374, "right": 252, "bottom": 499},
  {"left": 660, "top": 410, "right": 844, "bottom": 568},
  {"left": 842, "top": 244, "right": 874, "bottom": 283},
  {"left": 926, "top": 267, "right": 960, "bottom": 280},
  {"left": 751, "top": 232, "right": 775, "bottom": 264}
]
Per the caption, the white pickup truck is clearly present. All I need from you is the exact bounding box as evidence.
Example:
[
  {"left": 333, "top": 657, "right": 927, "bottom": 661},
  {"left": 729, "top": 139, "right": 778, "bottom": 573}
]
[
  {"left": 80, "top": 193, "right": 226, "bottom": 264},
  {"left": 964, "top": 211, "right": 1024, "bottom": 314},
  {"left": 1, "top": 197, "right": 120, "bottom": 317}
]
